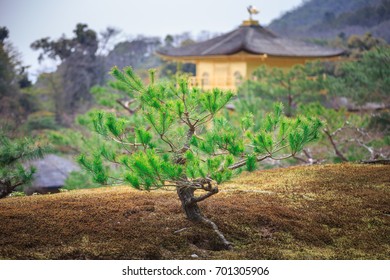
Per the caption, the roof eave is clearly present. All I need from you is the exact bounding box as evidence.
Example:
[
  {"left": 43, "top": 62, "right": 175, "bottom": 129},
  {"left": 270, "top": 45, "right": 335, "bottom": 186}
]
[{"left": 156, "top": 50, "right": 345, "bottom": 61}]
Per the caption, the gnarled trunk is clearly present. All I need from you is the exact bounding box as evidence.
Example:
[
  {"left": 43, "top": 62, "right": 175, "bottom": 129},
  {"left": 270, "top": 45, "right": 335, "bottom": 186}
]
[
  {"left": 0, "top": 181, "right": 15, "bottom": 199},
  {"left": 177, "top": 187, "right": 203, "bottom": 221},
  {"left": 176, "top": 185, "right": 232, "bottom": 250}
]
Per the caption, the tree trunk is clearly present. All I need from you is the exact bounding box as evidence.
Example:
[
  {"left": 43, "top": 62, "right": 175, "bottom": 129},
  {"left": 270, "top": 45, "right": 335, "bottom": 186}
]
[
  {"left": 177, "top": 186, "right": 233, "bottom": 250},
  {"left": 286, "top": 94, "right": 293, "bottom": 117},
  {"left": 177, "top": 187, "right": 203, "bottom": 222},
  {"left": 0, "top": 189, "right": 9, "bottom": 199},
  {"left": 0, "top": 182, "right": 14, "bottom": 199}
]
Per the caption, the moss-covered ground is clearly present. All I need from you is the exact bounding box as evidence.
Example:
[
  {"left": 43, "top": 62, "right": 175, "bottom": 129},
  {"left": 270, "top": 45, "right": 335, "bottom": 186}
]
[{"left": 1, "top": 163, "right": 389, "bottom": 259}]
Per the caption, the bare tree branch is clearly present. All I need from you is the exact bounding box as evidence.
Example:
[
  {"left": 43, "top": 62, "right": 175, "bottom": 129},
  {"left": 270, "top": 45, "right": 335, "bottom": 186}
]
[
  {"left": 324, "top": 129, "right": 348, "bottom": 162},
  {"left": 116, "top": 99, "right": 137, "bottom": 114}
]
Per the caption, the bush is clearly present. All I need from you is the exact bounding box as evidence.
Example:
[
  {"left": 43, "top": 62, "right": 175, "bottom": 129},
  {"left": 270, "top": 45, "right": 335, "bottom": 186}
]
[
  {"left": 63, "top": 171, "right": 101, "bottom": 190},
  {"left": 26, "top": 111, "right": 57, "bottom": 131},
  {"left": 0, "top": 130, "right": 46, "bottom": 198}
]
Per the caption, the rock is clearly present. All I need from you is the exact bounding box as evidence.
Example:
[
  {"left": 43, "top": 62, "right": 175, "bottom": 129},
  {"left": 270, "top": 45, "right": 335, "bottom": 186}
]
[{"left": 23, "top": 154, "right": 80, "bottom": 195}]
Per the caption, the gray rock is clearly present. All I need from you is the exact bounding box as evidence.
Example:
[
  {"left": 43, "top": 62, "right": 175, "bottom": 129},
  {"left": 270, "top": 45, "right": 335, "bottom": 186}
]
[{"left": 24, "top": 154, "right": 80, "bottom": 195}]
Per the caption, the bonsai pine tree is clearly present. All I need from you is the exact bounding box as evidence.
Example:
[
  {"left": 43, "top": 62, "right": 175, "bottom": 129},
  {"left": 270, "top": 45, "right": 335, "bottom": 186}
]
[
  {"left": 0, "top": 132, "right": 45, "bottom": 198},
  {"left": 79, "top": 67, "right": 322, "bottom": 249}
]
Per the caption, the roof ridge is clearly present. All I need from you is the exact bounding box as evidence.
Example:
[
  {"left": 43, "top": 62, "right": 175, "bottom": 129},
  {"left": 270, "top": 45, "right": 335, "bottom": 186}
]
[{"left": 243, "top": 26, "right": 278, "bottom": 54}]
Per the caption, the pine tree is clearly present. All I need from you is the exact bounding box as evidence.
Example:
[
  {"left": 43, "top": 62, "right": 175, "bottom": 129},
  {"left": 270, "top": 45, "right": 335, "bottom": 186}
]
[
  {"left": 79, "top": 67, "right": 322, "bottom": 249},
  {"left": 0, "top": 132, "right": 46, "bottom": 198}
]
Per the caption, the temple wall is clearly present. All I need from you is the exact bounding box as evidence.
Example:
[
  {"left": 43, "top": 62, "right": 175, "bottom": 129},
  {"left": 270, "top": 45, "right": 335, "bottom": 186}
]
[
  {"left": 186, "top": 55, "right": 342, "bottom": 90},
  {"left": 195, "top": 61, "right": 246, "bottom": 90}
]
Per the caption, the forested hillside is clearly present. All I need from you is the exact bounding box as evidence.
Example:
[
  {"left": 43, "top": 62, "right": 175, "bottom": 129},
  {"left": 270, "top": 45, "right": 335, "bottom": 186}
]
[{"left": 269, "top": 0, "right": 390, "bottom": 42}]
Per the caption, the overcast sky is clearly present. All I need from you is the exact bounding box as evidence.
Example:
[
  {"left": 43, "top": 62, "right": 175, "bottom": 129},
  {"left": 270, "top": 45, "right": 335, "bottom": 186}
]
[{"left": 0, "top": 0, "right": 303, "bottom": 79}]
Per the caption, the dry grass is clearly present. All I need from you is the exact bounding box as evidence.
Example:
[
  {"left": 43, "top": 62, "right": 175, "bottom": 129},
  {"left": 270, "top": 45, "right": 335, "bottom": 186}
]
[{"left": 1, "top": 163, "right": 389, "bottom": 260}]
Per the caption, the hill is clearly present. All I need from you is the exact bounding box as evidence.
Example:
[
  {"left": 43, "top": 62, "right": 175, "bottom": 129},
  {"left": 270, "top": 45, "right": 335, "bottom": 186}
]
[
  {"left": 268, "top": 0, "right": 390, "bottom": 42},
  {"left": 0, "top": 163, "right": 389, "bottom": 260}
]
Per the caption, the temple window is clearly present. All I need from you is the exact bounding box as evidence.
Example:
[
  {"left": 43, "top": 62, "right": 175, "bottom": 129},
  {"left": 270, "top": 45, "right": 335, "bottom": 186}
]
[
  {"left": 234, "top": 71, "right": 242, "bottom": 86},
  {"left": 201, "top": 72, "right": 210, "bottom": 86}
]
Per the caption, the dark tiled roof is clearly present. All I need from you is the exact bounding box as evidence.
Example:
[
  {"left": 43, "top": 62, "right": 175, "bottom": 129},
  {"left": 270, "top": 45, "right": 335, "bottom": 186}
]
[{"left": 158, "top": 24, "right": 344, "bottom": 58}]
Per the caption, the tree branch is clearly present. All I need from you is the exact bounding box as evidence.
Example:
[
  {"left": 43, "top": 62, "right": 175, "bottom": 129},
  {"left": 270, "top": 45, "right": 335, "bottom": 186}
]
[
  {"left": 178, "top": 124, "right": 195, "bottom": 154},
  {"left": 116, "top": 99, "right": 138, "bottom": 114},
  {"left": 270, "top": 154, "right": 294, "bottom": 161},
  {"left": 294, "top": 149, "right": 317, "bottom": 164},
  {"left": 228, "top": 155, "right": 269, "bottom": 170},
  {"left": 189, "top": 187, "right": 219, "bottom": 205},
  {"left": 324, "top": 129, "right": 348, "bottom": 162},
  {"left": 109, "top": 136, "right": 143, "bottom": 147}
]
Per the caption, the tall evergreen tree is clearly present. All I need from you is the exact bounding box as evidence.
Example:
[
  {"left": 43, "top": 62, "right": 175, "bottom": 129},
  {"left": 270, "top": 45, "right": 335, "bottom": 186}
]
[{"left": 79, "top": 67, "right": 322, "bottom": 248}]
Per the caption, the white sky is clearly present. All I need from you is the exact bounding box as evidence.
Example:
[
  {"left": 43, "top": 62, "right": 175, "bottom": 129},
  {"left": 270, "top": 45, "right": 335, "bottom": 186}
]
[{"left": 0, "top": 0, "right": 303, "bottom": 79}]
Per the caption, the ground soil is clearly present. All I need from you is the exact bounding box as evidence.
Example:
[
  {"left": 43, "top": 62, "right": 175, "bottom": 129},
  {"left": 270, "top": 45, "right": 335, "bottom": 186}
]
[{"left": 0, "top": 163, "right": 389, "bottom": 259}]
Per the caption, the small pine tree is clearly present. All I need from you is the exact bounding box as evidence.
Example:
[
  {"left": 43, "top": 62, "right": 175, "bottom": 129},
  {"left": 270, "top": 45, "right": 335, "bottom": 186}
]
[
  {"left": 79, "top": 67, "right": 322, "bottom": 249},
  {"left": 0, "top": 132, "right": 46, "bottom": 198}
]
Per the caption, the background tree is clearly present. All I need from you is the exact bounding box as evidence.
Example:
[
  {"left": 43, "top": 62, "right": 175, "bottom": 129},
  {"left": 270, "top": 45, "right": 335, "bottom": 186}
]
[
  {"left": 0, "top": 130, "right": 46, "bottom": 198},
  {"left": 347, "top": 33, "right": 387, "bottom": 57},
  {"left": 296, "top": 103, "right": 390, "bottom": 163},
  {"left": 329, "top": 46, "right": 390, "bottom": 105},
  {"left": 31, "top": 24, "right": 104, "bottom": 126},
  {"left": 106, "top": 36, "right": 161, "bottom": 73},
  {"left": 0, "top": 27, "right": 35, "bottom": 126},
  {"left": 241, "top": 63, "right": 329, "bottom": 117},
  {"left": 159, "top": 33, "right": 196, "bottom": 79},
  {"left": 231, "top": 47, "right": 390, "bottom": 164},
  {"left": 79, "top": 67, "right": 321, "bottom": 248}
]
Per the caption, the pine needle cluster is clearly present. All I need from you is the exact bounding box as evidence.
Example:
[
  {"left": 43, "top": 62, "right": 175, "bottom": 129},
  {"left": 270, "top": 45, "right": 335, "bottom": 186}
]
[{"left": 79, "top": 67, "right": 322, "bottom": 191}]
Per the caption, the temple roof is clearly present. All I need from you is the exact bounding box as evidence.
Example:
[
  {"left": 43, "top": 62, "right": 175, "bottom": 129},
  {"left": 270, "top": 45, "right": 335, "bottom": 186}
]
[{"left": 158, "top": 22, "right": 344, "bottom": 58}]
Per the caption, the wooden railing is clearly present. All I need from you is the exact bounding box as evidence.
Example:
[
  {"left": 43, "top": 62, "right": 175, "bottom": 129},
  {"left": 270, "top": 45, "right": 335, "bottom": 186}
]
[{"left": 189, "top": 76, "right": 238, "bottom": 90}]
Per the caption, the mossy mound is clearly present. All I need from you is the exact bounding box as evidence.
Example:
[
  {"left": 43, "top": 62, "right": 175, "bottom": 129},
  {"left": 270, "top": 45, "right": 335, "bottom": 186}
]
[{"left": 1, "top": 163, "right": 389, "bottom": 259}]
